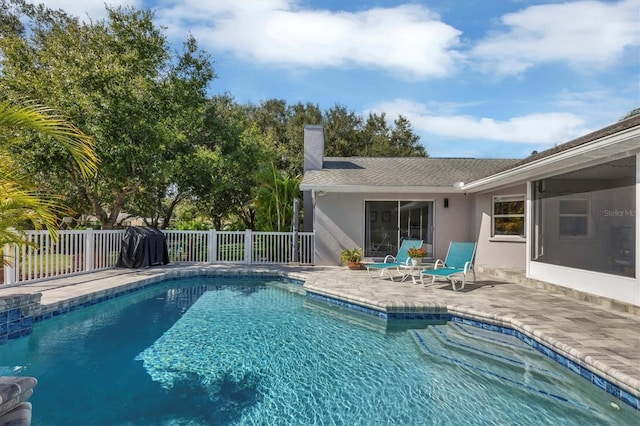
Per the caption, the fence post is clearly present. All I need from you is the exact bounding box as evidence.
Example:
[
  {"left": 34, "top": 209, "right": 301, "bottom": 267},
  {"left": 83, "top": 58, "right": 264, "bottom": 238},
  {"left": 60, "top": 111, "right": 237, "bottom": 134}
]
[
  {"left": 3, "top": 244, "right": 17, "bottom": 285},
  {"left": 84, "top": 228, "right": 95, "bottom": 272},
  {"left": 208, "top": 229, "right": 217, "bottom": 264},
  {"left": 292, "top": 198, "right": 299, "bottom": 264},
  {"left": 244, "top": 230, "right": 252, "bottom": 264}
]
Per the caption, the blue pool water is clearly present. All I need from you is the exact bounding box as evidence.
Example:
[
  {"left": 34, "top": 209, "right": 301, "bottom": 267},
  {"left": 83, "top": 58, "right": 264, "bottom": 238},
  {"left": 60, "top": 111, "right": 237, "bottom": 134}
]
[{"left": 0, "top": 276, "right": 636, "bottom": 425}]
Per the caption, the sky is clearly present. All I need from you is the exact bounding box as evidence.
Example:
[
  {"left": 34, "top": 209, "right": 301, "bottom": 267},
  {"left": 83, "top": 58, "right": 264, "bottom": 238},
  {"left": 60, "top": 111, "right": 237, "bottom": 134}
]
[{"left": 34, "top": 0, "right": 639, "bottom": 158}]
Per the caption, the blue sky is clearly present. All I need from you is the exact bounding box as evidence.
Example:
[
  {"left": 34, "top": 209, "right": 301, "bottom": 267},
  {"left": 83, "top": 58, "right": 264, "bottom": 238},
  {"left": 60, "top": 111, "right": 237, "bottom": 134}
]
[{"left": 38, "top": 0, "right": 639, "bottom": 158}]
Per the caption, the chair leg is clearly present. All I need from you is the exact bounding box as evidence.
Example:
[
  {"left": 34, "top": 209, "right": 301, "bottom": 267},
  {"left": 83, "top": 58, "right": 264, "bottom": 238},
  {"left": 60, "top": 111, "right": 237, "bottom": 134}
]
[
  {"left": 368, "top": 268, "right": 383, "bottom": 279},
  {"left": 423, "top": 275, "right": 435, "bottom": 287},
  {"left": 388, "top": 269, "right": 395, "bottom": 281},
  {"left": 450, "top": 277, "right": 458, "bottom": 291}
]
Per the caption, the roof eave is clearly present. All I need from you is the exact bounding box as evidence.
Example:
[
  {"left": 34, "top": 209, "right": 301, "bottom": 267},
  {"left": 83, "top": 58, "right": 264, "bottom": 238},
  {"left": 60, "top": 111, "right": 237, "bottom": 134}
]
[
  {"left": 460, "top": 125, "right": 640, "bottom": 193},
  {"left": 298, "top": 184, "right": 461, "bottom": 194}
]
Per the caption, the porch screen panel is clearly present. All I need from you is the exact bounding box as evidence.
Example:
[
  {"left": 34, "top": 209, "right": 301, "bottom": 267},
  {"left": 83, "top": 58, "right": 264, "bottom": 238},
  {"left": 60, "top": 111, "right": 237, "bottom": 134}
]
[{"left": 531, "top": 156, "right": 636, "bottom": 278}]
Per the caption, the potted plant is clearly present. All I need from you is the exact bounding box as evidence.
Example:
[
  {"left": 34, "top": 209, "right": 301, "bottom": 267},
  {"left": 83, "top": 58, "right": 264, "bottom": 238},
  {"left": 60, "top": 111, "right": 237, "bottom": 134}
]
[
  {"left": 340, "top": 247, "right": 363, "bottom": 270},
  {"left": 407, "top": 246, "right": 426, "bottom": 266}
]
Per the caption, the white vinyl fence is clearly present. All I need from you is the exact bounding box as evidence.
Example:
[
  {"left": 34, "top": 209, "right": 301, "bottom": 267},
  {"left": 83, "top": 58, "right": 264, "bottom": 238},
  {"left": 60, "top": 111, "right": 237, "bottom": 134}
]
[{"left": 2, "top": 229, "right": 314, "bottom": 285}]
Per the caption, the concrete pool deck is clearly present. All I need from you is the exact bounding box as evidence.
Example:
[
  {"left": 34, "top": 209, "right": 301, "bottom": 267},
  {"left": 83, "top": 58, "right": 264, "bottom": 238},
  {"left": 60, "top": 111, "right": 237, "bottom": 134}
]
[{"left": 1, "top": 263, "right": 639, "bottom": 406}]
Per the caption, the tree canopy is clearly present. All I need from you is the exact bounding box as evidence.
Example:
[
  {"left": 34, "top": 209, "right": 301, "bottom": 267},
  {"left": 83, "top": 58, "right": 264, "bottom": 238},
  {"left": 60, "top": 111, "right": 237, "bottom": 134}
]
[
  {"left": 0, "top": 1, "right": 214, "bottom": 228},
  {"left": 0, "top": 0, "right": 427, "bottom": 231},
  {"left": 620, "top": 108, "right": 640, "bottom": 121},
  {"left": 247, "top": 100, "right": 426, "bottom": 176}
]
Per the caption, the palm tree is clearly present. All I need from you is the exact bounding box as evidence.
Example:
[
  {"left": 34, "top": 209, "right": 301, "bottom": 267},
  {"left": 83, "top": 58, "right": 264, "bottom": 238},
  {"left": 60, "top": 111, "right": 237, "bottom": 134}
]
[
  {"left": 254, "top": 163, "right": 300, "bottom": 232},
  {"left": 0, "top": 100, "right": 98, "bottom": 264}
]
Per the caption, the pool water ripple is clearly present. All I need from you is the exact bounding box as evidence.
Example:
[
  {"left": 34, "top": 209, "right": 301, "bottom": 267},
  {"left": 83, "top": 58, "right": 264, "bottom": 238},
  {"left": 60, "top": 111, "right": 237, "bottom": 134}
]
[{"left": 0, "top": 277, "right": 637, "bottom": 425}]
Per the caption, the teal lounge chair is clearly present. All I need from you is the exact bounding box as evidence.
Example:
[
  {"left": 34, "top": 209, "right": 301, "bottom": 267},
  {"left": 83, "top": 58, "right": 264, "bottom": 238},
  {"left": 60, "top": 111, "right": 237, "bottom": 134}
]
[
  {"left": 421, "top": 242, "right": 476, "bottom": 291},
  {"left": 366, "top": 239, "right": 423, "bottom": 281}
]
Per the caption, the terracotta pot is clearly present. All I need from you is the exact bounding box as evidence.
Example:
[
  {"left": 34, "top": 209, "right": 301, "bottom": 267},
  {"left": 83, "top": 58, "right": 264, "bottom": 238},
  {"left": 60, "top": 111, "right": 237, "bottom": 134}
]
[{"left": 348, "top": 261, "right": 361, "bottom": 270}]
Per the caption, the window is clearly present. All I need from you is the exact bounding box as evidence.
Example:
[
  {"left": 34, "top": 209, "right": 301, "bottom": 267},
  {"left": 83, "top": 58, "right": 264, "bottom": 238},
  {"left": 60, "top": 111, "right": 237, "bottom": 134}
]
[
  {"left": 493, "top": 195, "right": 525, "bottom": 237},
  {"left": 559, "top": 197, "right": 589, "bottom": 238}
]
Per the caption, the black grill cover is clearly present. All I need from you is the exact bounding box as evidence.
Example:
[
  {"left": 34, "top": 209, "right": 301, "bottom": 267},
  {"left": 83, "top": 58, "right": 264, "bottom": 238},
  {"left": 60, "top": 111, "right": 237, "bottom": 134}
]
[{"left": 116, "top": 227, "right": 169, "bottom": 268}]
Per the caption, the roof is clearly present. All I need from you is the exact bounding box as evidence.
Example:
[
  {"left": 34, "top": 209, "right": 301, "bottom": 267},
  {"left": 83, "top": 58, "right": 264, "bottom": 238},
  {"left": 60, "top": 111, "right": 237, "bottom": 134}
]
[
  {"left": 461, "top": 114, "right": 640, "bottom": 192},
  {"left": 499, "top": 113, "right": 640, "bottom": 172},
  {"left": 300, "top": 157, "right": 519, "bottom": 192},
  {"left": 300, "top": 114, "right": 640, "bottom": 194}
]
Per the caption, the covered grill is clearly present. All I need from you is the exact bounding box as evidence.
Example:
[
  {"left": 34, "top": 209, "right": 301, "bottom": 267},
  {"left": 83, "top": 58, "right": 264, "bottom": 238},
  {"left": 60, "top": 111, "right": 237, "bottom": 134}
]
[{"left": 116, "top": 227, "right": 169, "bottom": 268}]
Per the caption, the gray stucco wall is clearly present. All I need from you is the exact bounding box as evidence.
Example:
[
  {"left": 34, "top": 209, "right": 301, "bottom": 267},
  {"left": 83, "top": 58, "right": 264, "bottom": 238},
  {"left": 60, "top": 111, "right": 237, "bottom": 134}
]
[
  {"left": 313, "top": 192, "right": 476, "bottom": 265},
  {"left": 472, "top": 184, "right": 527, "bottom": 269},
  {"left": 432, "top": 194, "right": 475, "bottom": 259},
  {"left": 314, "top": 193, "right": 364, "bottom": 265}
]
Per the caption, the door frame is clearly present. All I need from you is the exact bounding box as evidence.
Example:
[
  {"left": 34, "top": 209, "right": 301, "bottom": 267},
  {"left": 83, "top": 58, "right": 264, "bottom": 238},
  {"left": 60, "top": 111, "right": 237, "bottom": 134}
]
[{"left": 363, "top": 199, "right": 435, "bottom": 259}]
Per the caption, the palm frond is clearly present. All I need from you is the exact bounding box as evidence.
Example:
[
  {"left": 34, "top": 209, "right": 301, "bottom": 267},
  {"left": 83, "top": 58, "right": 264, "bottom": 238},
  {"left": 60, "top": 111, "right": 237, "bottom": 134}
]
[{"left": 0, "top": 100, "right": 98, "bottom": 177}]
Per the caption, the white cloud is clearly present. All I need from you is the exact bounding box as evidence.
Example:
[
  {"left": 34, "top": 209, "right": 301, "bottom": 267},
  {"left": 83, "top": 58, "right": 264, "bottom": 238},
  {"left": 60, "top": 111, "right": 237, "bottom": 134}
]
[
  {"left": 369, "top": 98, "right": 589, "bottom": 146},
  {"left": 554, "top": 88, "right": 640, "bottom": 125},
  {"left": 472, "top": 0, "right": 640, "bottom": 75},
  {"left": 31, "top": 0, "right": 640, "bottom": 81},
  {"left": 154, "top": 0, "right": 463, "bottom": 79}
]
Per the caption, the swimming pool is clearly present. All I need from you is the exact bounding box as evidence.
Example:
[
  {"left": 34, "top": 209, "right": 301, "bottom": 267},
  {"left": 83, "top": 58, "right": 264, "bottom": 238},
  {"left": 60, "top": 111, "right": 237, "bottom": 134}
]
[{"left": 0, "top": 276, "right": 636, "bottom": 425}]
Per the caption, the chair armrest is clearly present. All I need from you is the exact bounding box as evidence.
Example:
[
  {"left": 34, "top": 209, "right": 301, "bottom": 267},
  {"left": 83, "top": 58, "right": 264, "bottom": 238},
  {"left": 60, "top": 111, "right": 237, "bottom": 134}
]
[
  {"left": 463, "top": 261, "right": 472, "bottom": 273},
  {"left": 384, "top": 255, "right": 396, "bottom": 263},
  {"left": 434, "top": 259, "right": 444, "bottom": 268}
]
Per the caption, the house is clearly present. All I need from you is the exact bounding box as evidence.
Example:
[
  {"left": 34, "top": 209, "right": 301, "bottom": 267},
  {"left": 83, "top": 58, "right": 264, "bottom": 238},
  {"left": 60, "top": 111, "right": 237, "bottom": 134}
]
[{"left": 299, "top": 115, "right": 640, "bottom": 307}]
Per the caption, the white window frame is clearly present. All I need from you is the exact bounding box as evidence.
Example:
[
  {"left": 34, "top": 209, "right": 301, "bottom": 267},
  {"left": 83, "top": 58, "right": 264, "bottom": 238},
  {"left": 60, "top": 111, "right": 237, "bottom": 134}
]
[
  {"left": 558, "top": 195, "right": 591, "bottom": 239},
  {"left": 492, "top": 194, "right": 526, "bottom": 238}
]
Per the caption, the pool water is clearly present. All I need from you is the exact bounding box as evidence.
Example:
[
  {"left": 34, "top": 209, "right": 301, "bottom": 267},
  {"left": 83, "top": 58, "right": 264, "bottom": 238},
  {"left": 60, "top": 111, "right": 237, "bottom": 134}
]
[{"left": 0, "top": 276, "right": 636, "bottom": 425}]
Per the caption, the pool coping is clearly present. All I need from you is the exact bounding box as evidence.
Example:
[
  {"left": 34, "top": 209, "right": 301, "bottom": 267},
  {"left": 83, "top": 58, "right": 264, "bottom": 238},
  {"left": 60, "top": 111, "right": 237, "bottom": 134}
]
[{"left": 1, "top": 264, "right": 639, "bottom": 411}]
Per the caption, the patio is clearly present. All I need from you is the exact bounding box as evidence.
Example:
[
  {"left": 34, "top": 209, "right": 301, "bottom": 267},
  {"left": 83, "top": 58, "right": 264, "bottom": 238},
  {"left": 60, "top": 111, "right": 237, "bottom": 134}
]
[{"left": 0, "top": 264, "right": 639, "bottom": 408}]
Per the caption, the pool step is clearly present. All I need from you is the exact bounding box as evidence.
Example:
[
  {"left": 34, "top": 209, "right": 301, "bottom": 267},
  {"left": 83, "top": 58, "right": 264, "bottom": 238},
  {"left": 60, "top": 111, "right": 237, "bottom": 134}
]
[
  {"left": 448, "top": 322, "right": 539, "bottom": 354},
  {"left": 410, "top": 325, "right": 593, "bottom": 411},
  {"left": 436, "top": 323, "right": 553, "bottom": 373},
  {"left": 431, "top": 324, "right": 565, "bottom": 382}
]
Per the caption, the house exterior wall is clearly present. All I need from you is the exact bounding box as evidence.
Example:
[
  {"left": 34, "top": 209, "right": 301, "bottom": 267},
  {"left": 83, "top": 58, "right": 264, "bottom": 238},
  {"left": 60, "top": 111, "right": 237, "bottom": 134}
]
[
  {"left": 431, "top": 194, "right": 475, "bottom": 259},
  {"left": 313, "top": 192, "right": 364, "bottom": 265},
  {"left": 473, "top": 184, "right": 527, "bottom": 270},
  {"left": 529, "top": 262, "right": 638, "bottom": 306},
  {"left": 313, "top": 192, "right": 475, "bottom": 265}
]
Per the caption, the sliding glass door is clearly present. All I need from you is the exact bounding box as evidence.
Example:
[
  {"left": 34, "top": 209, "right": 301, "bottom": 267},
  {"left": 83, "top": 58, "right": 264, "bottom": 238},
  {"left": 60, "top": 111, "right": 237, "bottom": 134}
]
[
  {"left": 365, "top": 201, "right": 398, "bottom": 257},
  {"left": 365, "top": 200, "right": 434, "bottom": 258}
]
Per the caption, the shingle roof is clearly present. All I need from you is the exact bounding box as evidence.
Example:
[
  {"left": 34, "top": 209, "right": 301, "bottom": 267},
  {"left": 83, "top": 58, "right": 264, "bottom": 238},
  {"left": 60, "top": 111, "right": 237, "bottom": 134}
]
[
  {"left": 300, "top": 115, "right": 640, "bottom": 191},
  {"left": 300, "top": 157, "right": 519, "bottom": 188},
  {"left": 501, "top": 113, "right": 640, "bottom": 171}
]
